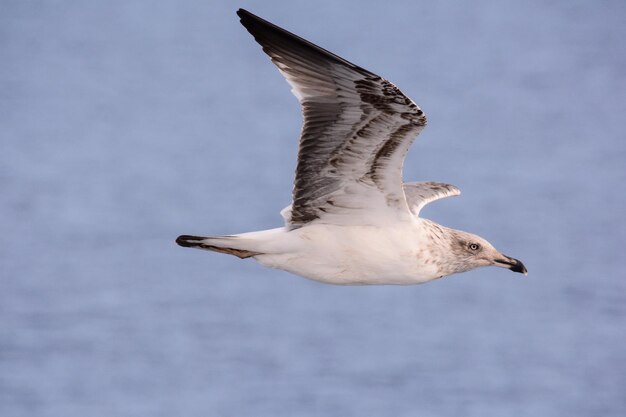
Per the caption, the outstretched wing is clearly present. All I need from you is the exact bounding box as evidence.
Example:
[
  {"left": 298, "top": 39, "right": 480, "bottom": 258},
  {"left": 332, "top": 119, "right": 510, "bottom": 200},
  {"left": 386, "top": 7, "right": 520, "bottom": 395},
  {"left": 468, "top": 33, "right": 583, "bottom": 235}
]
[
  {"left": 238, "top": 9, "right": 427, "bottom": 227},
  {"left": 403, "top": 182, "right": 461, "bottom": 216},
  {"left": 281, "top": 182, "right": 461, "bottom": 224}
]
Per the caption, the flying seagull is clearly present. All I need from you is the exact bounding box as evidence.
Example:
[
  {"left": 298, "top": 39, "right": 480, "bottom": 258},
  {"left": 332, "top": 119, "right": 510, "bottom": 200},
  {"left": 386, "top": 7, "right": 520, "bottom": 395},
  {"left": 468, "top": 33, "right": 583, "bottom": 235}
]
[{"left": 176, "top": 9, "right": 527, "bottom": 285}]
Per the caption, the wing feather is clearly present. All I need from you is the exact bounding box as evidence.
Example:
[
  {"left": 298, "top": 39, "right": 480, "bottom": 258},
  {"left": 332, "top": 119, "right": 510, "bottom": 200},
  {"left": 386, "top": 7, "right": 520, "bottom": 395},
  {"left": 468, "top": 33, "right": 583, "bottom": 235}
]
[
  {"left": 238, "top": 9, "right": 427, "bottom": 227},
  {"left": 403, "top": 182, "right": 461, "bottom": 216}
]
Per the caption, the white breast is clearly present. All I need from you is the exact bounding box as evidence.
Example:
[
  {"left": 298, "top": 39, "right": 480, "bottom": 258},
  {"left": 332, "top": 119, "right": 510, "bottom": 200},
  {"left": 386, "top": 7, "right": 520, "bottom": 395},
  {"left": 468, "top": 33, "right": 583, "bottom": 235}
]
[{"left": 254, "top": 222, "right": 441, "bottom": 285}]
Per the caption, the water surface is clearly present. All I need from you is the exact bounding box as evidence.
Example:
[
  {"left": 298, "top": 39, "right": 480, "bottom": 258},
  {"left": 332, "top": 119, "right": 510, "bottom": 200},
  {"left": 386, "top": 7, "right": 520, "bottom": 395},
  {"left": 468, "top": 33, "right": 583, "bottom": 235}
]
[{"left": 2, "top": 1, "right": 625, "bottom": 416}]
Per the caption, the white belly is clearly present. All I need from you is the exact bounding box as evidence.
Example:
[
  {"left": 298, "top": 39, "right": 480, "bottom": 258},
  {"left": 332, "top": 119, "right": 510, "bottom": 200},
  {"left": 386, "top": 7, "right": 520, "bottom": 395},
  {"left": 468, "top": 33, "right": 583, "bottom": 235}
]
[{"left": 253, "top": 223, "right": 440, "bottom": 285}]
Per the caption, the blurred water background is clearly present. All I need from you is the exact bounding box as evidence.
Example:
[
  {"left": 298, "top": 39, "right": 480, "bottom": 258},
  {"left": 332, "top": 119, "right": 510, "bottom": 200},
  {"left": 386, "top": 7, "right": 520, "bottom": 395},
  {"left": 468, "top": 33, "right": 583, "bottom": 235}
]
[{"left": 2, "top": 1, "right": 625, "bottom": 416}]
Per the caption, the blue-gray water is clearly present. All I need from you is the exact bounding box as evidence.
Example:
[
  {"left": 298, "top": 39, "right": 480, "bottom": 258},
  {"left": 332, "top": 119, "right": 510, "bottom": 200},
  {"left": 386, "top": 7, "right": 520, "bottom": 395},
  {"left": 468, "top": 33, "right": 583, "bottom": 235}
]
[{"left": 2, "top": 1, "right": 625, "bottom": 416}]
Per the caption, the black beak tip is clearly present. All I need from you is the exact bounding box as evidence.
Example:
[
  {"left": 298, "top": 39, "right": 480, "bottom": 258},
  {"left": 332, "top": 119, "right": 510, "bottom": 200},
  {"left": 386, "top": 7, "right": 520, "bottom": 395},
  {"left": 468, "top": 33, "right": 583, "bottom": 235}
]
[
  {"left": 510, "top": 259, "right": 528, "bottom": 275},
  {"left": 497, "top": 255, "right": 528, "bottom": 276}
]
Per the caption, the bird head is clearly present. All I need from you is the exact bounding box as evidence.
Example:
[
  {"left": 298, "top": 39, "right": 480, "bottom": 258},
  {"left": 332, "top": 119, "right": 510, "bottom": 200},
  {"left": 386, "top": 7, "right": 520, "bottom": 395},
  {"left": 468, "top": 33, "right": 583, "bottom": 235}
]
[{"left": 444, "top": 230, "right": 527, "bottom": 276}]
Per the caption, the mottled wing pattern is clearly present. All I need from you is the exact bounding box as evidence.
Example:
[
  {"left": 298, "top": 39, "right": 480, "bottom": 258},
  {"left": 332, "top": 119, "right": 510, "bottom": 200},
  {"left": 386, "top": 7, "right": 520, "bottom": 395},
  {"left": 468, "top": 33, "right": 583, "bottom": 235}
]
[
  {"left": 238, "top": 9, "right": 427, "bottom": 227},
  {"left": 403, "top": 182, "right": 461, "bottom": 216}
]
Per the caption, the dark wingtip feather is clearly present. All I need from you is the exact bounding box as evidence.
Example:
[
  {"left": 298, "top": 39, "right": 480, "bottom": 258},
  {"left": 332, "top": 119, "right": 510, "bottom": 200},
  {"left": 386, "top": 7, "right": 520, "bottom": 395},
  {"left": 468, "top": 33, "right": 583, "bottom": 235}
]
[
  {"left": 235, "top": 8, "right": 370, "bottom": 74},
  {"left": 237, "top": 9, "right": 269, "bottom": 31},
  {"left": 176, "top": 235, "right": 203, "bottom": 248},
  {"left": 236, "top": 8, "right": 252, "bottom": 19}
]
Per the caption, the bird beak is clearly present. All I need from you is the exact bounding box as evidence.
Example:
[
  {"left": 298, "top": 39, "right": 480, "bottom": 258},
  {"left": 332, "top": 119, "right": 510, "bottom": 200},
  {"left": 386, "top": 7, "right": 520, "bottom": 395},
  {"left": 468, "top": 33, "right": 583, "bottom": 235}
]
[{"left": 494, "top": 254, "right": 528, "bottom": 275}]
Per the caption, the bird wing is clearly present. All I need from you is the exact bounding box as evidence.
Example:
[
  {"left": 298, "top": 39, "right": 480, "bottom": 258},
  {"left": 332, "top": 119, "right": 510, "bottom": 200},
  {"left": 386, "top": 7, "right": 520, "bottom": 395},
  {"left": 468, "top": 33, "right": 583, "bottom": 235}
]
[
  {"left": 402, "top": 182, "right": 461, "bottom": 216},
  {"left": 238, "top": 9, "right": 427, "bottom": 227},
  {"left": 281, "top": 182, "right": 461, "bottom": 225}
]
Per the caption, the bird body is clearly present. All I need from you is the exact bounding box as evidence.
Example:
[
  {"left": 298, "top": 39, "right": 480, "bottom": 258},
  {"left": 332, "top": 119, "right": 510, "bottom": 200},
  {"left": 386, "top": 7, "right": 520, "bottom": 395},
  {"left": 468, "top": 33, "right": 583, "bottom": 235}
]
[
  {"left": 182, "top": 221, "right": 439, "bottom": 285},
  {"left": 176, "top": 9, "right": 527, "bottom": 284}
]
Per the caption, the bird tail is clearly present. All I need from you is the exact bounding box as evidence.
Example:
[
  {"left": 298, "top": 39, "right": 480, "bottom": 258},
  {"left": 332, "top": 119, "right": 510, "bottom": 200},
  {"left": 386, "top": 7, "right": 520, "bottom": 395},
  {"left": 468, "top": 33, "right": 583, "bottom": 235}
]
[{"left": 176, "top": 234, "right": 263, "bottom": 259}]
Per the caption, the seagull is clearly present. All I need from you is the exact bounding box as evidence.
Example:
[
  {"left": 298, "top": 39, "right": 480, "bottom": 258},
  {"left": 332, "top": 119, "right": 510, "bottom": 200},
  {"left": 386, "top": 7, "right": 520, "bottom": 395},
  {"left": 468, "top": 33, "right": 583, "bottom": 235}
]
[{"left": 176, "top": 9, "right": 527, "bottom": 285}]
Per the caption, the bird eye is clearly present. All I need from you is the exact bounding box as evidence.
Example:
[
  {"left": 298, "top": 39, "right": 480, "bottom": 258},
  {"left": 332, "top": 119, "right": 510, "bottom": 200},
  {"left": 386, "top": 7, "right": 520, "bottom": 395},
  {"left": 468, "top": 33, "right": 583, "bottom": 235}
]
[{"left": 469, "top": 243, "right": 480, "bottom": 251}]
